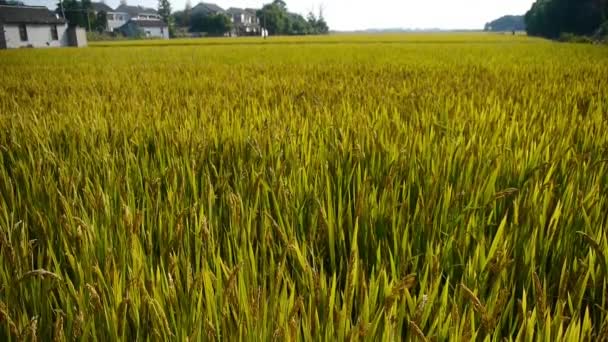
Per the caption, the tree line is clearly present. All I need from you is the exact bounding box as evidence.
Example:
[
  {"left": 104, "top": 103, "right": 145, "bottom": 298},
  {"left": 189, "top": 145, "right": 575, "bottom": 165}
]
[
  {"left": 525, "top": 0, "right": 608, "bottom": 38},
  {"left": 172, "top": 2, "right": 233, "bottom": 36},
  {"left": 255, "top": 0, "right": 329, "bottom": 35},
  {"left": 49, "top": 0, "right": 327, "bottom": 37},
  {"left": 55, "top": 0, "right": 108, "bottom": 32},
  {"left": 173, "top": 0, "right": 329, "bottom": 36},
  {"left": 484, "top": 15, "right": 525, "bottom": 32}
]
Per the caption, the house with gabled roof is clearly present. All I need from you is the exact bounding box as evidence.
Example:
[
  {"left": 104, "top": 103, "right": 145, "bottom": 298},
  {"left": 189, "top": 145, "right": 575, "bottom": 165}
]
[
  {"left": 111, "top": 4, "right": 162, "bottom": 33},
  {"left": 115, "top": 4, "right": 161, "bottom": 20},
  {"left": 192, "top": 2, "right": 225, "bottom": 16},
  {"left": 0, "top": 4, "right": 86, "bottom": 48},
  {"left": 90, "top": 2, "right": 113, "bottom": 13},
  {"left": 226, "top": 7, "right": 260, "bottom": 36},
  {"left": 115, "top": 5, "right": 167, "bottom": 39},
  {"left": 90, "top": 2, "right": 128, "bottom": 32},
  {"left": 118, "top": 18, "right": 168, "bottom": 39},
  {"left": 88, "top": 2, "right": 167, "bottom": 39}
]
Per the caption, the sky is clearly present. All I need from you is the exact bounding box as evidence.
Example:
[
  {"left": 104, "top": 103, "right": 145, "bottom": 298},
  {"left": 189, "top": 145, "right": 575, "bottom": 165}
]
[{"left": 24, "top": 0, "right": 535, "bottom": 31}]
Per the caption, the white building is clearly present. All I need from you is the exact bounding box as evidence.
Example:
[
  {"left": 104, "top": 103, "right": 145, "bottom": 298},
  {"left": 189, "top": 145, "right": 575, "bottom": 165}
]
[
  {"left": 92, "top": 2, "right": 162, "bottom": 33},
  {"left": 91, "top": 2, "right": 129, "bottom": 32},
  {"left": 118, "top": 19, "right": 169, "bottom": 39},
  {"left": 191, "top": 2, "right": 225, "bottom": 16},
  {"left": 106, "top": 11, "right": 130, "bottom": 32},
  {"left": 90, "top": 2, "right": 167, "bottom": 38},
  {"left": 227, "top": 7, "right": 260, "bottom": 36},
  {"left": 0, "top": 5, "right": 72, "bottom": 49},
  {"left": 113, "top": 4, "right": 162, "bottom": 31}
]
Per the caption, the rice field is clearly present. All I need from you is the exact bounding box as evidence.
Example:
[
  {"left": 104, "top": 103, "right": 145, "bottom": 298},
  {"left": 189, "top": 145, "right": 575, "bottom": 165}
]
[{"left": 1, "top": 33, "right": 607, "bottom": 340}]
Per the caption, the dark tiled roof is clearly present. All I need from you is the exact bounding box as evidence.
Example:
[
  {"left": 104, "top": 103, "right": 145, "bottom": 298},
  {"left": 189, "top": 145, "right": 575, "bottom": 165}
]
[
  {"left": 192, "top": 2, "right": 224, "bottom": 14},
  {"left": 0, "top": 5, "right": 65, "bottom": 24},
  {"left": 91, "top": 2, "right": 113, "bottom": 13},
  {"left": 226, "top": 7, "right": 245, "bottom": 15},
  {"left": 115, "top": 4, "right": 157, "bottom": 16},
  {"left": 128, "top": 19, "right": 166, "bottom": 27}
]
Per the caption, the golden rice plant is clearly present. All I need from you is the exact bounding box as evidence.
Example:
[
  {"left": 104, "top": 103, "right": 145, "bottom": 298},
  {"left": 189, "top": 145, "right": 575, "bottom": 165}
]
[{"left": 0, "top": 34, "right": 607, "bottom": 340}]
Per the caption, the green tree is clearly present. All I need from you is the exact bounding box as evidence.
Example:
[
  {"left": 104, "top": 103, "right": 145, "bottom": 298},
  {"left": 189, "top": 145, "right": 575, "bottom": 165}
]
[
  {"left": 288, "top": 13, "right": 311, "bottom": 35},
  {"left": 257, "top": 0, "right": 289, "bottom": 35},
  {"left": 256, "top": 0, "right": 330, "bottom": 36},
  {"left": 57, "top": 0, "right": 93, "bottom": 30},
  {"left": 313, "top": 16, "right": 329, "bottom": 34},
  {"left": 173, "top": 10, "right": 186, "bottom": 27},
  {"left": 484, "top": 15, "right": 525, "bottom": 32},
  {"left": 525, "top": 0, "right": 605, "bottom": 38},
  {"left": 272, "top": 0, "right": 287, "bottom": 11},
  {"left": 190, "top": 12, "right": 232, "bottom": 36},
  {"left": 94, "top": 10, "right": 108, "bottom": 32},
  {"left": 306, "top": 9, "right": 329, "bottom": 34},
  {"left": 158, "top": 0, "right": 172, "bottom": 24}
]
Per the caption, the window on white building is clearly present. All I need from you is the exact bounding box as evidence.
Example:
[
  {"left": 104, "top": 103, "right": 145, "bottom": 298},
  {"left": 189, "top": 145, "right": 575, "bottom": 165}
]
[
  {"left": 19, "top": 24, "right": 28, "bottom": 41},
  {"left": 50, "top": 25, "right": 58, "bottom": 40}
]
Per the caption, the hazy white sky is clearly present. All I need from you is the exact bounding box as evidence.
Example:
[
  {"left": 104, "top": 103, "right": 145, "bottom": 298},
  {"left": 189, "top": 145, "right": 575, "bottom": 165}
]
[{"left": 27, "top": 0, "right": 535, "bottom": 31}]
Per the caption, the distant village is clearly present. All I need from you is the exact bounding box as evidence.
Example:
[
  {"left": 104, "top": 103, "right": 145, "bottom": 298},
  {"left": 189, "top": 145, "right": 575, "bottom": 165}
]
[
  {"left": 73, "top": 2, "right": 265, "bottom": 39},
  {"left": 0, "top": 0, "right": 329, "bottom": 49}
]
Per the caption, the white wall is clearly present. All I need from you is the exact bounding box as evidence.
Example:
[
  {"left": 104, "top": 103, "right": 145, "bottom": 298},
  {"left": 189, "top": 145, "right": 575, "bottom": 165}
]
[
  {"left": 108, "top": 19, "right": 128, "bottom": 32},
  {"left": 142, "top": 26, "right": 169, "bottom": 39},
  {"left": 107, "top": 13, "right": 162, "bottom": 32},
  {"left": 70, "top": 27, "right": 88, "bottom": 47},
  {"left": 135, "top": 14, "right": 161, "bottom": 20},
  {"left": 3, "top": 23, "right": 68, "bottom": 48},
  {"left": 107, "top": 12, "right": 129, "bottom": 32}
]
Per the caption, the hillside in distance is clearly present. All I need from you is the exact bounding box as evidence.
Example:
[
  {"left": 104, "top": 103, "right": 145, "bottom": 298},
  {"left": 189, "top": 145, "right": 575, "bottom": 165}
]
[{"left": 484, "top": 15, "right": 525, "bottom": 32}]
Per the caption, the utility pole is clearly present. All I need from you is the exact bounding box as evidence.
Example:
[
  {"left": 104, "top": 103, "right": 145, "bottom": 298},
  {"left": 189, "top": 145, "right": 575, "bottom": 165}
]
[
  {"left": 59, "top": 0, "right": 65, "bottom": 19},
  {"left": 87, "top": 8, "right": 91, "bottom": 32}
]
